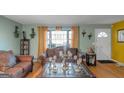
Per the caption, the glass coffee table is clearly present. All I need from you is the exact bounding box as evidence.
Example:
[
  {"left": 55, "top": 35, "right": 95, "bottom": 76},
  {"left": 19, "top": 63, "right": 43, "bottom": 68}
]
[{"left": 41, "top": 62, "right": 95, "bottom": 78}]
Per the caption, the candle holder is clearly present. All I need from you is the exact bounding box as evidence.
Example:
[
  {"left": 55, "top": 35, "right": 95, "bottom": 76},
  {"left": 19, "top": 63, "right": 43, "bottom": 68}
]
[
  {"left": 82, "top": 30, "right": 86, "bottom": 37},
  {"left": 30, "top": 28, "right": 36, "bottom": 38},
  {"left": 14, "top": 26, "right": 19, "bottom": 38},
  {"left": 88, "top": 33, "right": 92, "bottom": 40}
]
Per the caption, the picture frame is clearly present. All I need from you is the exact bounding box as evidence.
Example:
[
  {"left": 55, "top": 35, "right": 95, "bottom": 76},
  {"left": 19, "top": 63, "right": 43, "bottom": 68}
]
[{"left": 118, "top": 29, "right": 124, "bottom": 42}]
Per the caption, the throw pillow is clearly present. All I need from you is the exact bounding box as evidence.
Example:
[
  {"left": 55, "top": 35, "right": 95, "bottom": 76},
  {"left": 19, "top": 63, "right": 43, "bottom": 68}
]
[
  {"left": 59, "top": 51, "right": 63, "bottom": 57},
  {"left": 8, "top": 55, "right": 16, "bottom": 67},
  {"left": 67, "top": 51, "right": 72, "bottom": 58}
]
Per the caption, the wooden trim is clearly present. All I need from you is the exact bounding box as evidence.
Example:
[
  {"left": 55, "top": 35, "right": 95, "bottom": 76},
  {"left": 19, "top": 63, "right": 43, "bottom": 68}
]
[{"left": 117, "top": 29, "right": 124, "bottom": 43}]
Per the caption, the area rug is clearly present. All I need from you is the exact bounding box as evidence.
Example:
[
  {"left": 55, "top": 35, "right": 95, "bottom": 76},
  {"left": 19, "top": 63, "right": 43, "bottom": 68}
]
[{"left": 98, "top": 60, "right": 116, "bottom": 64}]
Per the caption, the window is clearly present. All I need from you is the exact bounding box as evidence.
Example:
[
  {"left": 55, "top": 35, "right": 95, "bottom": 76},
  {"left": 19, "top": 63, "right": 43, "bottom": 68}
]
[
  {"left": 47, "top": 31, "right": 72, "bottom": 48},
  {"left": 118, "top": 30, "right": 124, "bottom": 42},
  {"left": 97, "top": 32, "right": 108, "bottom": 37}
]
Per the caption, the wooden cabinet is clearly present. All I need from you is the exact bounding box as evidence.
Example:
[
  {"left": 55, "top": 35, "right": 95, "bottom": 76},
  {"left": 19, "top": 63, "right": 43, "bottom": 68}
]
[{"left": 20, "top": 39, "right": 30, "bottom": 55}]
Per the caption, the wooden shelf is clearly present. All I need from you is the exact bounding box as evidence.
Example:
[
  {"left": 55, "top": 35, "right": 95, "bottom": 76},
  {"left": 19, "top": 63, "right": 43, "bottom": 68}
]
[{"left": 20, "top": 39, "right": 30, "bottom": 55}]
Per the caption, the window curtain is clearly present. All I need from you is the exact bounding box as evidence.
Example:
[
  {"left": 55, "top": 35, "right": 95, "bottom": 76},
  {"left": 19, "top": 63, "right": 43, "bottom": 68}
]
[
  {"left": 71, "top": 26, "right": 79, "bottom": 48},
  {"left": 37, "top": 26, "right": 48, "bottom": 56}
]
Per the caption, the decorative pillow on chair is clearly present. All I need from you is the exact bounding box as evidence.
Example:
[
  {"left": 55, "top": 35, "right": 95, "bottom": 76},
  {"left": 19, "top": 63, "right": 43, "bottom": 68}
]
[
  {"left": 8, "top": 55, "right": 16, "bottom": 67},
  {"left": 74, "top": 55, "right": 78, "bottom": 60},
  {"left": 77, "top": 58, "right": 82, "bottom": 65},
  {"left": 67, "top": 51, "right": 72, "bottom": 58},
  {"left": 59, "top": 51, "right": 63, "bottom": 57},
  {"left": 53, "top": 55, "right": 57, "bottom": 60}
]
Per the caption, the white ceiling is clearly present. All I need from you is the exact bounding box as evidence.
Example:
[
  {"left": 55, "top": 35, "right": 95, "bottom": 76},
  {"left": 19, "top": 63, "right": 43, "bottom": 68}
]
[{"left": 4, "top": 15, "right": 124, "bottom": 25}]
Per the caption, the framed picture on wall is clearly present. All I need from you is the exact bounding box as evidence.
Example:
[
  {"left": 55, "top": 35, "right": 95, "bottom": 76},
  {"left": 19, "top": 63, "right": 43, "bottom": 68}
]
[{"left": 118, "top": 29, "right": 124, "bottom": 42}]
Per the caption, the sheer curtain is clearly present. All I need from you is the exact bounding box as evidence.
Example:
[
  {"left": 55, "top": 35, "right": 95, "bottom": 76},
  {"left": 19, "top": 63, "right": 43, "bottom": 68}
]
[
  {"left": 37, "top": 26, "right": 48, "bottom": 56},
  {"left": 71, "top": 26, "right": 79, "bottom": 48}
]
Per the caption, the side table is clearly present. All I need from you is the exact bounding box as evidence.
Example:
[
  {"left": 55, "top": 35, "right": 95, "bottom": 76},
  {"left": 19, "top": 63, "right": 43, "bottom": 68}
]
[{"left": 86, "top": 53, "right": 96, "bottom": 66}]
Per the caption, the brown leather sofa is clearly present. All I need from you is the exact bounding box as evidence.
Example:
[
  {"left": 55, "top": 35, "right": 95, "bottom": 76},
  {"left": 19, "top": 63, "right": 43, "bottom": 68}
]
[
  {"left": 38, "top": 48, "right": 80, "bottom": 65},
  {"left": 0, "top": 50, "right": 33, "bottom": 78},
  {"left": 46, "top": 48, "right": 78, "bottom": 57}
]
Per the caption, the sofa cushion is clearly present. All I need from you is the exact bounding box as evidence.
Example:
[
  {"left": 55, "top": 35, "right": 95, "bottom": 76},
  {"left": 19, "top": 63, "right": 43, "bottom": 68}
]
[
  {"left": 0, "top": 61, "right": 9, "bottom": 67},
  {"left": 15, "top": 62, "right": 31, "bottom": 71},
  {"left": 0, "top": 65, "right": 10, "bottom": 72},
  {"left": 6, "top": 67, "right": 23, "bottom": 78}
]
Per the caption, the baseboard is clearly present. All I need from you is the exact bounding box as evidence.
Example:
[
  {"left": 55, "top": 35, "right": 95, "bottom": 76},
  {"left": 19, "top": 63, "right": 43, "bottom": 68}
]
[{"left": 111, "top": 59, "right": 124, "bottom": 66}]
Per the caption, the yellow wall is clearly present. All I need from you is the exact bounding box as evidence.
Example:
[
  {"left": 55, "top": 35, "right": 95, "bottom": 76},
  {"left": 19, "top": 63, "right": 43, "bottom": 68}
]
[{"left": 112, "top": 21, "right": 124, "bottom": 63}]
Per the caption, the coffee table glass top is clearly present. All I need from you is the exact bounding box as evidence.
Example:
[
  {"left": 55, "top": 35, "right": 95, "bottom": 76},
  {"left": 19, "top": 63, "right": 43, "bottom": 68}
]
[{"left": 42, "top": 62, "right": 94, "bottom": 78}]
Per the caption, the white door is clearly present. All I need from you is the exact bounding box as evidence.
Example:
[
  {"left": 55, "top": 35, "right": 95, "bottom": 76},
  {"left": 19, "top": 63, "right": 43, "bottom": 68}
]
[{"left": 95, "top": 29, "right": 111, "bottom": 60}]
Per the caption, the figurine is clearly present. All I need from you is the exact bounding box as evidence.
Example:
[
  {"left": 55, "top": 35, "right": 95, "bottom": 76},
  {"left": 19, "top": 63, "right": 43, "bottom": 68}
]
[{"left": 87, "top": 47, "right": 94, "bottom": 54}]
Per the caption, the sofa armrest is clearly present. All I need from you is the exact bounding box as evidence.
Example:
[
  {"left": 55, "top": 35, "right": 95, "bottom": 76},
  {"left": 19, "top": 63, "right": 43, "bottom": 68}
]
[
  {"left": 16, "top": 55, "right": 33, "bottom": 62},
  {"left": 16, "top": 55, "right": 33, "bottom": 72},
  {"left": 37, "top": 55, "right": 46, "bottom": 66}
]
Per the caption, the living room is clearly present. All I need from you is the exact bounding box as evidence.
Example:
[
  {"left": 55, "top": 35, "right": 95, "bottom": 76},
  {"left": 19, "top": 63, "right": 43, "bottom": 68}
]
[
  {"left": 1, "top": 0, "right": 124, "bottom": 92},
  {"left": 0, "top": 15, "right": 124, "bottom": 78}
]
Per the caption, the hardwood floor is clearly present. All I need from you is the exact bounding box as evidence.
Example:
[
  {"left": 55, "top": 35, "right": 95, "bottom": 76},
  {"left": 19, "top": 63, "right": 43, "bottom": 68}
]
[
  {"left": 26, "top": 61, "right": 124, "bottom": 78},
  {"left": 88, "top": 61, "right": 124, "bottom": 78}
]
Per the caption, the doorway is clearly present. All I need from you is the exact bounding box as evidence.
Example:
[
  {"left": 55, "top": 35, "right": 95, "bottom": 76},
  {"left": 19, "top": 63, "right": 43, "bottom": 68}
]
[{"left": 95, "top": 28, "right": 111, "bottom": 60}]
